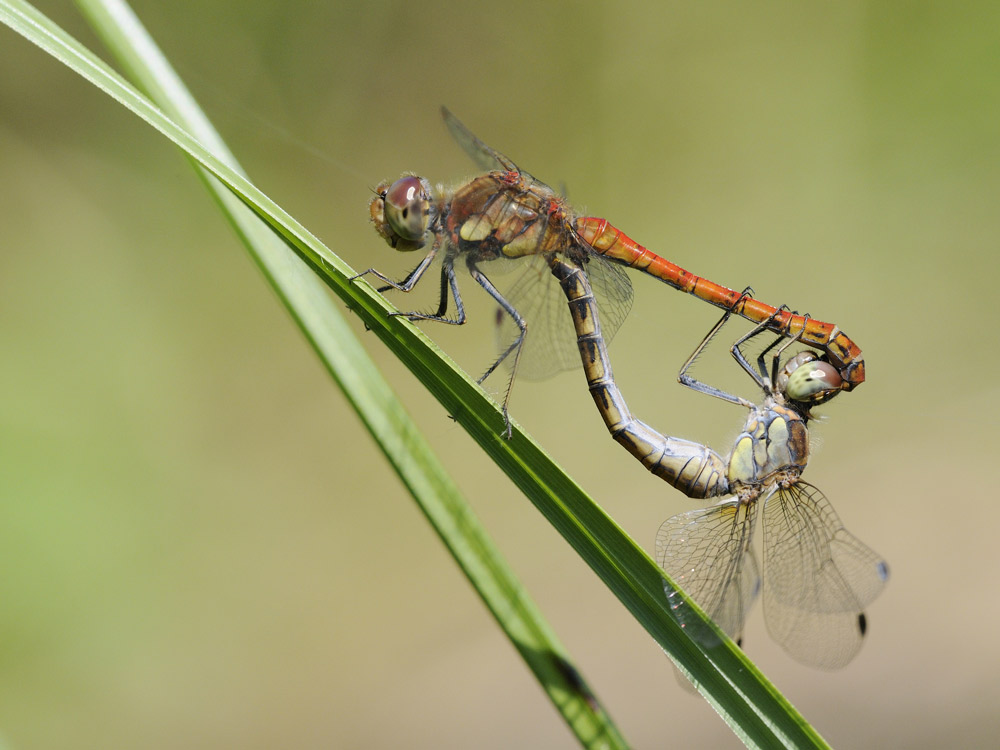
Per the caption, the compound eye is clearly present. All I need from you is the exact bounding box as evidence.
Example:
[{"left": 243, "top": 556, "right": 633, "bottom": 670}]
[
  {"left": 785, "top": 360, "right": 843, "bottom": 403},
  {"left": 383, "top": 176, "right": 430, "bottom": 242}
]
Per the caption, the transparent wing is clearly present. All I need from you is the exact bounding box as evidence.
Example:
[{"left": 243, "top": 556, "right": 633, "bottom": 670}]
[
  {"left": 762, "top": 482, "right": 890, "bottom": 669},
  {"left": 655, "top": 499, "right": 761, "bottom": 650},
  {"left": 441, "top": 106, "right": 519, "bottom": 174},
  {"left": 495, "top": 253, "right": 633, "bottom": 381},
  {"left": 582, "top": 254, "right": 634, "bottom": 347},
  {"left": 441, "top": 108, "right": 635, "bottom": 381}
]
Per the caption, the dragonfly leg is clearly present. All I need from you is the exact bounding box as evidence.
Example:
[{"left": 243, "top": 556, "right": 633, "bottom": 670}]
[
  {"left": 352, "top": 224, "right": 448, "bottom": 294},
  {"left": 431, "top": 262, "right": 451, "bottom": 318},
  {"left": 350, "top": 237, "right": 439, "bottom": 292},
  {"left": 467, "top": 261, "right": 526, "bottom": 439},
  {"left": 768, "top": 312, "right": 811, "bottom": 386},
  {"left": 730, "top": 306, "right": 795, "bottom": 391},
  {"left": 727, "top": 305, "right": 819, "bottom": 395},
  {"left": 391, "top": 259, "right": 467, "bottom": 325},
  {"left": 677, "top": 289, "right": 755, "bottom": 407},
  {"left": 747, "top": 321, "right": 791, "bottom": 384}
]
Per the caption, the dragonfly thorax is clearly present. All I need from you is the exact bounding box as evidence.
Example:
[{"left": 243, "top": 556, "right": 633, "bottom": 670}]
[
  {"left": 727, "top": 403, "right": 809, "bottom": 489},
  {"left": 447, "top": 171, "right": 569, "bottom": 260}
]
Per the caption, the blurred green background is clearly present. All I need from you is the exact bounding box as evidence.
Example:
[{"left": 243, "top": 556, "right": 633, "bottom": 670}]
[{"left": 2, "top": 1, "right": 998, "bottom": 747}]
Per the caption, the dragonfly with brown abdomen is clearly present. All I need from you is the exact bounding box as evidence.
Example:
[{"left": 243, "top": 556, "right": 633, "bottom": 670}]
[
  {"left": 358, "top": 108, "right": 864, "bottom": 436},
  {"left": 551, "top": 253, "right": 887, "bottom": 667}
]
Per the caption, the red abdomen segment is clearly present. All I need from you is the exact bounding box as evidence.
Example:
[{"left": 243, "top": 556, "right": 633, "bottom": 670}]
[{"left": 574, "top": 217, "right": 865, "bottom": 389}]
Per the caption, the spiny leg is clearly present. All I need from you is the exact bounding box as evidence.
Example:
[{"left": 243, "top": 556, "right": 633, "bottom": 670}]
[
  {"left": 768, "top": 313, "right": 811, "bottom": 386},
  {"left": 467, "top": 261, "right": 527, "bottom": 439},
  {"left": 391, "top": 259, "right": 467, "bottom": 325},
  {"left": 730, "top": 305, "right": 795, "bottom": 391},
  {"left": 677, "top": 288, "right": 755, "bottom": 407},
  {"left": 729, "top": 307, "right": 814, "bottom": 392},
  {"left": 431, "top": 260, "right": 451, "bottom": 318},
  {"left": 753, "top": 328, "right": 786, "bottom": 383},
  {"left": 747, "top": 307, "right": 809, "bottom": 385},
  {"left": 350, "top": 234, "right": 441, "bottom": 294}
]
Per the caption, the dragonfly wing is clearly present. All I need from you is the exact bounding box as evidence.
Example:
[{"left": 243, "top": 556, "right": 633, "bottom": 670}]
[
  {"left": 441, "top": 106, "right": 519, "bottom": 174},
  {"left": 582, "top": 252, "right": 634, "bottom": 346},
  {"left": 762, "top": 482, "right": 890, "bottom": 669},
  {"left": 495, "top": 254, "right": 584, "bottom": 380},
  {"left": 494, "top": 253, "right": 635, "bottom": 381},
  {"left": 655, "top": 499, "right": 761, "bottom": 649}
]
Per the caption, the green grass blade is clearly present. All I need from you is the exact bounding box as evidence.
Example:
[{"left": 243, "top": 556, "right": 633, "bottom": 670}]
[
  {"left": 0, "top": 1, "right": 831, "bottom": 746},
  {"left": 66, "top": 0, "right": 628, "bottom": 746}
]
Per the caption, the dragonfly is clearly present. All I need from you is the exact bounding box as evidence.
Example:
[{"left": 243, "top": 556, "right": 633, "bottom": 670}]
[
  {"left": 550, "top": 254, "right": 888, "bottom": 668},
  {"left": 358, "top": 108, "right": 865, "bottom": 436}
]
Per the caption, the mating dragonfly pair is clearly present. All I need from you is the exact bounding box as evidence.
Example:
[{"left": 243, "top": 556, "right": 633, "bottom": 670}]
[{"left": 358, "top": 108, "right": 888, "bottom": 670}]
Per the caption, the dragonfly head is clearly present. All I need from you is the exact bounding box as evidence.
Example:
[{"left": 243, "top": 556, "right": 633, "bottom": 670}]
[
  {"left": 777, "top": 352, "right": 844, "bottom": 407},
  {"left": 370, "top": 175, "right": 434, "bottom": 252}
]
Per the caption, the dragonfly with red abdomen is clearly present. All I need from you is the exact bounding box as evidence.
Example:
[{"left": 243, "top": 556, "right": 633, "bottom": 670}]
[
  {"left": 358, "top": 108, "right": 864, "bottom": 435},
  {"left": 551, "top": 253, "right": 887, "bottom": 667}
]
